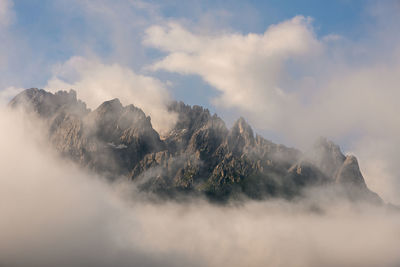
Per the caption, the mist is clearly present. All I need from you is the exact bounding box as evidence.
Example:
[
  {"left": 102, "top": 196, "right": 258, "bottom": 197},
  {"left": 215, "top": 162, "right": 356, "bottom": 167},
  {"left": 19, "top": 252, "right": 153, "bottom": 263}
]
[{"left": 1, "top": 106, "right": 400, "bottom": 267}]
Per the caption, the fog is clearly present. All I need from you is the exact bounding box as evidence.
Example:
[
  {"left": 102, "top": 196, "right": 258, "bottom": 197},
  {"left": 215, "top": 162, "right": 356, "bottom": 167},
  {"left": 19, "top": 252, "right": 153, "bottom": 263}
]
[{"left": 1, "top": 107, "right": 400, "bottom": 267}]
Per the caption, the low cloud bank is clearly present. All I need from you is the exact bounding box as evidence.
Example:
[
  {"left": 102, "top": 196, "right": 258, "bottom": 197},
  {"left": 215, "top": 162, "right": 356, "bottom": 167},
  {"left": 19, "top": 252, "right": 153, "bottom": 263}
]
[{"left": 0, "top": 108, "right": 400, "bottom": 267}]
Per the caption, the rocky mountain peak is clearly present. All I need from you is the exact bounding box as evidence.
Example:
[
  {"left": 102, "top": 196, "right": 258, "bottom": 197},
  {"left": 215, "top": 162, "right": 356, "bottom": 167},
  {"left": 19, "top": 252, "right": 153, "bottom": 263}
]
[
  {"left": 335, "top": 155, "right": 365, "bottom": 186},
  {"left": 90, "top": 98, "right": 152, "bottom": 133},
  {"left": 96, "top": 98, "right": 123, "bottom": 112},
  {"left": 9, "top": 88, "right": 382, "bottom": 204},
  {"left": 313, "top": 137, "right": 345, "bottom": 159},
  {"left": 226, "top": 117, "right": 255, "bottom": 154},
  {"left": 168, "top": 101, "right": 212, "bottom": 131},
  {"left": 164, "top": 101, "right": 225, "bottom": 154},
  {"left": 232, "top": 117, "right": 254, "bottom": 139},
  {"left": 9, "top": 88, "right": 89, "bottom": 117},
  {"left": 310, "top": 137, "right": 346, "bottom": 178}
]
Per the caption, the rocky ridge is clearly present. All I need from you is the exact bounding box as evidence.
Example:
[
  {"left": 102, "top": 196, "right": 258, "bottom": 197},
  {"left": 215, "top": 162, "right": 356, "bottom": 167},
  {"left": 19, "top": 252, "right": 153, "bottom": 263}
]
[{"left": 10, "top": 88, "right": 382, "bottom": 203}]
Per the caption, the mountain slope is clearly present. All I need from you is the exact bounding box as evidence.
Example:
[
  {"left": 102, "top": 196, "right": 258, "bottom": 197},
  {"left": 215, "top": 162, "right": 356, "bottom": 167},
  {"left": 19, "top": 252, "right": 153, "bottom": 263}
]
[{"left": 10, "top": 88, "right": 382, "bottom": 203}]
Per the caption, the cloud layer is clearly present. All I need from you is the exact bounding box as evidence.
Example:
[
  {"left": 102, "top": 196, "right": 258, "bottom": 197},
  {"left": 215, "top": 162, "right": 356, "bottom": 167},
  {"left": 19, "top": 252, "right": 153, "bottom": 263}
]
[{"left": 1, "top": 107, "right": 400, "bottom": 267}]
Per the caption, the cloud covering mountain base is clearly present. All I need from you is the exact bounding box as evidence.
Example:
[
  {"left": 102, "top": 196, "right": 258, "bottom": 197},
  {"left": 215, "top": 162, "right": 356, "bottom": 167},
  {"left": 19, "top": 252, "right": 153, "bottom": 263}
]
[{"left": 1, "top": 107, "right": 400, "bottom": 267}]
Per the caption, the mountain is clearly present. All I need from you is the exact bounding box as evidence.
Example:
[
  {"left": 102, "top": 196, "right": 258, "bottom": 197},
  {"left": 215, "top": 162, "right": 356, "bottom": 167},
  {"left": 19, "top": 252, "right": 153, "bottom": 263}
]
[{"left": 9, "top": 88, "right": 382, "bottom": 203}]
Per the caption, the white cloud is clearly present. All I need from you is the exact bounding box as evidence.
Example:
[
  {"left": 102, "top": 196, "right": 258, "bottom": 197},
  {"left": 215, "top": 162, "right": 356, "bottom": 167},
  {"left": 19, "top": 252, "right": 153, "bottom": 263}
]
[
  {"left": 45, "top": 56, "right": 177, "bottom": 134},
  {"left": 144, "top": 16, "right": 321, "bottom": 122}
]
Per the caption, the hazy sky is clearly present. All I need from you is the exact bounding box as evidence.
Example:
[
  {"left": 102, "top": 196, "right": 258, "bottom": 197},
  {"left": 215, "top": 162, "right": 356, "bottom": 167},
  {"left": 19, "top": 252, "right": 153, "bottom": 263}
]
[{"left": 1, "top": 0, "right": 400, "bottom": 203}]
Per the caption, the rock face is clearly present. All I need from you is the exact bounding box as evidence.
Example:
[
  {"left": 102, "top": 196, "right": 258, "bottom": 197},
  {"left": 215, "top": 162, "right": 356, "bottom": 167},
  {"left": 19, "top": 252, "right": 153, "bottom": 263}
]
[{"left": 10, "top": 88, "right": 382, "bottom": 203}]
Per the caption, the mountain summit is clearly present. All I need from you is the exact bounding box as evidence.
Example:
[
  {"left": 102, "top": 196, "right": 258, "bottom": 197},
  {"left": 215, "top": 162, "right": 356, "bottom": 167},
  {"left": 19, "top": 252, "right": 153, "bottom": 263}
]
[{"left": 10, "top": 88, "right": 382, "bottom": 203}]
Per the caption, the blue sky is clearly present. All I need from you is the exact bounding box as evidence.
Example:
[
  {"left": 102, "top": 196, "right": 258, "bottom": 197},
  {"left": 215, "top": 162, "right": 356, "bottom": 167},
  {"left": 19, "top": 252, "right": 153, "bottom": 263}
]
[{"left": 2, "top": 0, "right": 400, "bottom": 202}]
